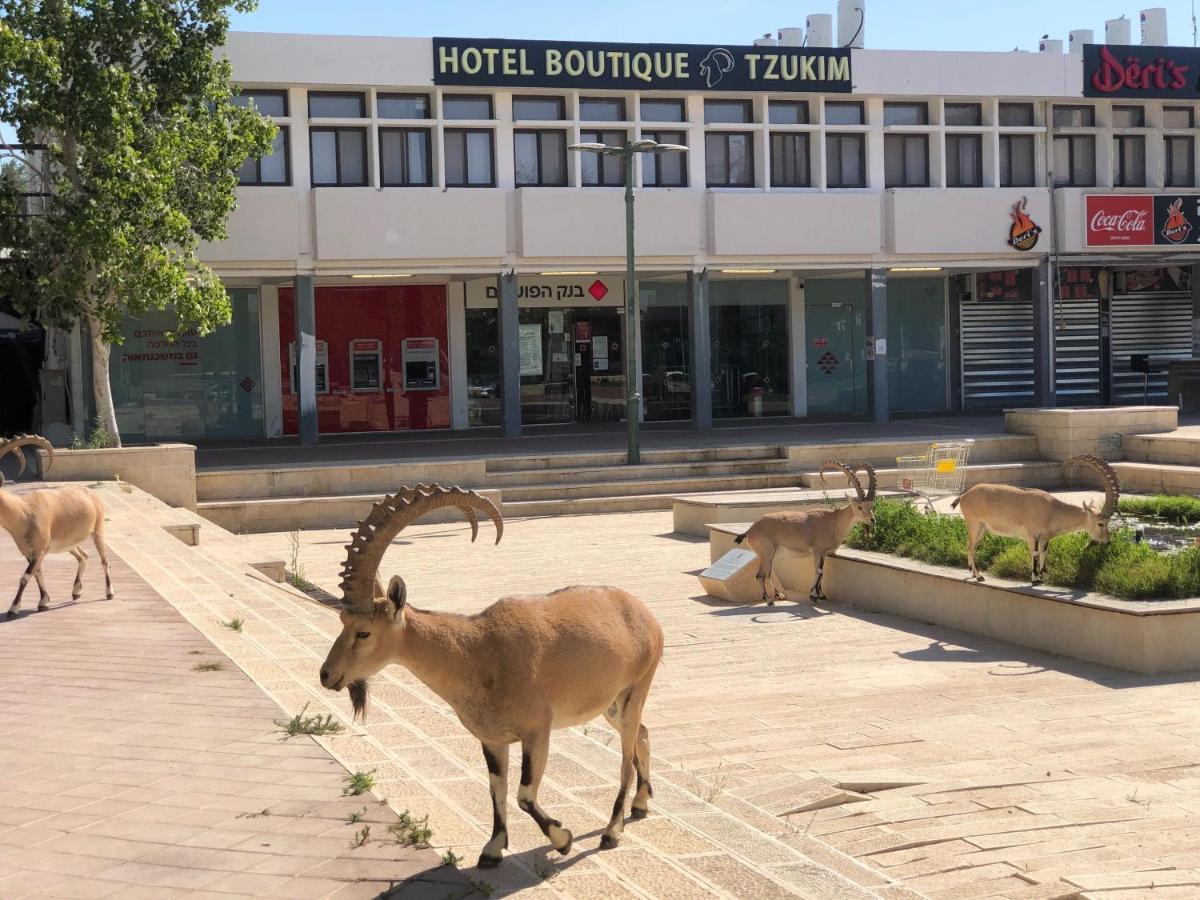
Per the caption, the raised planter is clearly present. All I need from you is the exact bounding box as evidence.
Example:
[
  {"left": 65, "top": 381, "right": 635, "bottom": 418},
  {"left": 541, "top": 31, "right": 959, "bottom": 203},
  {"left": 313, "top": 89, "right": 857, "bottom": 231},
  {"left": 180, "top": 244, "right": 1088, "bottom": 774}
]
[
  {"left": 37, "top": 443, "right": 197, "bottom": 510},
  {"left": 705, "top": 523, "right": 1200, "bottom": 674},
  {"left": 1005, "top": 406, "right": 1177, "bottom": 461}
]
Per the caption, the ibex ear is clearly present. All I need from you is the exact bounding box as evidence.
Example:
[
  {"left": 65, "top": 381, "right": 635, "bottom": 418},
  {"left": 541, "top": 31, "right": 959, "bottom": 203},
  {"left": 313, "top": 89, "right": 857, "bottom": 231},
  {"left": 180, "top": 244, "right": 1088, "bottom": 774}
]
[
  {"left": 386, "top": 576, "right": 407, "bottom": 621},
  {"left": 1083, "top": 499, "right": 1095, "bottom": 512}
]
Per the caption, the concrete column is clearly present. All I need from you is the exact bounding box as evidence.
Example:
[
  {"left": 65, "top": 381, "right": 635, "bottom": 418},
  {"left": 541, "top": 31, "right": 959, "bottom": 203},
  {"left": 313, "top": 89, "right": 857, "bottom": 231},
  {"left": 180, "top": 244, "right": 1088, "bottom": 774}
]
[
  {"left": 294, "top": 274, "right": 319, "bottom": 445},
  {"left": 447, "top": 283, "right": 469, "bottom": 430},
  {"left": 497, "top": 272, "right": 521, "bottom": 438},
  {"left": 1033, "top": 258, "right": 1056, "bottom": 408},
  {"left": 866, "top": 267, "right": 889, "bottom": 424},
  {"left": 687, "top": 270, "right": 713, "bottom": 429},
  {"left": 788, "top": 276, "right": 807, "bottom": 417}
]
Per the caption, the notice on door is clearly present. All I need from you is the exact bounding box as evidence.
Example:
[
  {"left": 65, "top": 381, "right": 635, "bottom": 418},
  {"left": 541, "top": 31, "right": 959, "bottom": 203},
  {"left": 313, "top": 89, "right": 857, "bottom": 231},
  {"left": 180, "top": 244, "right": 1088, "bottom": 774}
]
[{"left": 519, "top": 323, "right": 543, "bottom": 377}]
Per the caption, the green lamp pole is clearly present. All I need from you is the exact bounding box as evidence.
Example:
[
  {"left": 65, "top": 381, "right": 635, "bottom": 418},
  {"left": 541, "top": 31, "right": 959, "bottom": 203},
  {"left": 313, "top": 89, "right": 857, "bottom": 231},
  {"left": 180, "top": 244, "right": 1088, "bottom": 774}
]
[{"left": 569, "top": 138, "right": 687, "bottom": 465}]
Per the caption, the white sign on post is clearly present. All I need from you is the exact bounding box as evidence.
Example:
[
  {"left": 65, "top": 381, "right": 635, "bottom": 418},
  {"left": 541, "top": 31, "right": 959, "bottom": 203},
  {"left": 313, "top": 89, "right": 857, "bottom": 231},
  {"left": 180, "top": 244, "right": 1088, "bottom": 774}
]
[{"left": 697, "top": 548, "right": 761, "bottom": 602}]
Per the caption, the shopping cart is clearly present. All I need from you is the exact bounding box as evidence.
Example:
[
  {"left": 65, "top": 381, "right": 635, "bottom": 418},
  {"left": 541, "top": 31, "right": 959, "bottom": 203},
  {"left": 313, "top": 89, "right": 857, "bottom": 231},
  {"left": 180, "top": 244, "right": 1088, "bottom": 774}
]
[{"left": 896, "top": 439, "right": 975, "bottom": 511}]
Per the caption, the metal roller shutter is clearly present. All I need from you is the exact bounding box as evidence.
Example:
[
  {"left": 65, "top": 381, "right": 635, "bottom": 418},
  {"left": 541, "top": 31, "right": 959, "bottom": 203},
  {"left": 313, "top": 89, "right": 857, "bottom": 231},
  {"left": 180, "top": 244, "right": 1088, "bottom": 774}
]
[
  {"left": 1110, "top": 292, "right": 1192, "bottom": 403},
  {"left": 960, "top": 296, "right": 1036, "bottom": 409},
  {"left": 1053, "top": 296, "right": 1102, "bottom": 405}
]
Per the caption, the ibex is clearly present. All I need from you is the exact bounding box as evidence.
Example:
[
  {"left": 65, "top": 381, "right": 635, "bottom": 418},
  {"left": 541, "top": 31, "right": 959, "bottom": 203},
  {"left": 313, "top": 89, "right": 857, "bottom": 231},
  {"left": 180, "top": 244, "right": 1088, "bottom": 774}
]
[
  {"left": 952, "top": 455, "right": 1120, "bottom": 585},
  {"left": 1, "top": 435, "right": 114, "bottom": 617},
  {"left": 318, "top": 484, "right": 663, "bottom": 868},
  {"left": 735, "top": 460, "right": 877, "bottom": 604}
]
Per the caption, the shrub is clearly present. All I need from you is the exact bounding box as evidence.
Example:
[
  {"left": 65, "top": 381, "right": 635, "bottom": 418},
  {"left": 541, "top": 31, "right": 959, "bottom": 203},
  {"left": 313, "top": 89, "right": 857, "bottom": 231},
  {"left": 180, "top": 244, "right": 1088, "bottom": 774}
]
[{"left": 1120, "top": 495, "right": 1200, "bottom": 525}]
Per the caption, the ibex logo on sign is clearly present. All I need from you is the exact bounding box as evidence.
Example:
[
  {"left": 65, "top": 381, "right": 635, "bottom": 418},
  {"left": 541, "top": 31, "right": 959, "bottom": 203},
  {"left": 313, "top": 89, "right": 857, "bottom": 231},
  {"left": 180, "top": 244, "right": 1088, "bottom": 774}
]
[
  {"left": 1161, "top": 197, "right": 1193, "bottom": 244},
  {"left": 1006, "top": 197, "right": 1042, "bottom": 251},
  {"left": 700, "top": 48, "right": 735, "bottom": 87}
]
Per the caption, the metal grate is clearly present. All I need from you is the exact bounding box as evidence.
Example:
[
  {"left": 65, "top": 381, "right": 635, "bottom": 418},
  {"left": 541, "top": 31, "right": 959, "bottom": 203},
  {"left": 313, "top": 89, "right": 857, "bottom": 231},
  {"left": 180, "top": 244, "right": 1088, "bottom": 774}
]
[
  {"left": 1053, "top": 296, "right": 1102, "bottom": 405},
  {"left": 1110, "top": 292, "right": 1193, "bottom": 403},
  {"left": 959, "top": 297, "right": 1036, "bottom": 409}
]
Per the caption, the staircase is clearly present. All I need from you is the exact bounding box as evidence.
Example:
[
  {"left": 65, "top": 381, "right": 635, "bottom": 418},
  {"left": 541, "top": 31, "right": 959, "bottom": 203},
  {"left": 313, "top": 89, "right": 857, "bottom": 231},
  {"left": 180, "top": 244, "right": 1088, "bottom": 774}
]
[{"left": 1115, "top": 432, "right": 1200, "bottom": 494}]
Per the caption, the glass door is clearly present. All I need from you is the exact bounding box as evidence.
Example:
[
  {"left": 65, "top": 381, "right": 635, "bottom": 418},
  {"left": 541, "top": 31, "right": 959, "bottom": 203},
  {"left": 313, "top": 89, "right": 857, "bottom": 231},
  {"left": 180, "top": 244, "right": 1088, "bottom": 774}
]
[{"left": 887, "top": 277, "right": 948, "bottom": 413}]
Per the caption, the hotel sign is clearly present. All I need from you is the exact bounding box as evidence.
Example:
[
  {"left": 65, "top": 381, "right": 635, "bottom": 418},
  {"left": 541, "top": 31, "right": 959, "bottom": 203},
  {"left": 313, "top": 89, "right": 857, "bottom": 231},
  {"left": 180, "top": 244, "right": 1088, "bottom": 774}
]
[
  {"left": 1083, "top": 44, "right": 1199, "bottom": 98},
  {"left": 433, "top": 37, "right": 852, "bottom": 93}
]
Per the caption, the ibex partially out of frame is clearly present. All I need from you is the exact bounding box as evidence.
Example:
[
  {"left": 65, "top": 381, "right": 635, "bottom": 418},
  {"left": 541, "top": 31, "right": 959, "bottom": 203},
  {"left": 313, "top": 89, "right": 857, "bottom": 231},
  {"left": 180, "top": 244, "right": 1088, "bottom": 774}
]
[
  {"left": 0, "top": 435, "right": 114, "bottom": 617},
  {"left": 318, "top": 485, "right": 663, "bottom": 868},
  {"left": 735, "top": 460, "right": 877, "bottom": 604},
  {"left": 952, "top": 455, "right": 1120, "bottom": 585}
]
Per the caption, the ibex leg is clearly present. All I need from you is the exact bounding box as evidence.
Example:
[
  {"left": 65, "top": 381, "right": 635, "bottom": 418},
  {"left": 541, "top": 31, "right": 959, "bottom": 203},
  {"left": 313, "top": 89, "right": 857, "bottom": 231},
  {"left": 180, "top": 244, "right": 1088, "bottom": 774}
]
[
  {"left": 810, "top": 550, "right": 827, "bottom": 600},
  {"left": 9, "top": 552, "right": 45, "bottom": 617},
  {"left": 70, "top": 547, "right": 88, "bottom": 600},
  {"left": 93, "top": 531, "right": 114, "bottom": 600},
  {"left": 518, "top": 725, "right": 572, "bottom": 855},
  {"left": 966, "top": 521, "right": 986, "bottom": 581},
  {"left": 478, "top": 741, "right": 509, "bottom": 868}
]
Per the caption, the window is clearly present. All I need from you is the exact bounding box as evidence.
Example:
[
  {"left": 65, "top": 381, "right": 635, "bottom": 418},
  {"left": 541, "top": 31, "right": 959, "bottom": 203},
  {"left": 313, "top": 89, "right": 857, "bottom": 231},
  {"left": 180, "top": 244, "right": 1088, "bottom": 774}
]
[
  {"left": 445, "top": 129, "right": 494, "bottom": 186},
  {"left": 513, "top": 96, "right": 565, "bottom": 121},
  {"left": 514, "top": 130, "right": 566, "bottom": 186},
  {"left": 1000, "top": 134, "right": 1035, "bottom": 187},
  {"left": 642, "top": 130, "right": 686, "bottom": 186},
  {"left": 1112, "top": 105, "right": 1145, "bottom": 128},
  {"left": 768, "top": 100, "right": 809, "bottom": 125},
  {"left": 580, "top": 130, "right": 625, "bottom": 186},
  {"left": 377, "top": 93, "right": 430, "bottom": 119},
  {"left": 310, "top": 127, "right": 366, "bottom": 186},
  {"left": 999, "top": 103, "right": 1035, "bottom": 126},
  {"left": 443, "top": 95, "right": 493, "bottom": 120},
  {"left": 238, "top": 126, "right": 290, "bottom": 185},
  {"left": 704, "top": 100, "right": 752, "bottom": 124},
  {"left": 1166, "top": 135, "right": 1195, "bottom": 187},
  {"left": 884, "top": 102, "right": 928, "bottom": 126},
  {"left": 946, "top": 133, "right": 982, "bottom": 187},
  {"left": 641, "top": 99, "right": 686, "bottom": 122},
  {"left": 826, "top": 133, "right": 865, "bottom": 187},
  {"left": 581, "top": 97, "right": 625, "bottom": 121},
  {"left": 1165, "top": 106, "right": 1195, "bottom": 128},
  {"left": 233, "top": 89, "right": 288, "bottom": 117},
  {"left": 945, "top": 103, "right": 982, "bottom": 126},
  {"left": 1112, "top": 135, "right": 1146, "bottom": 186},
  {"left": 1053, "top": 105, "right": 1095, "bottom": 128},
  {"left": 825, "top": 101, "right": 864, "bottom": 125},
  {"left": 379, "top": 128, "right": 431, "bottom": 186},
  {"left": 1052, "top": 134, "right": 1096, "bottom": 186},
  {"left": 770, "top": 133, "right": 809, "bottom": 187},
  {"left": 308, "top": 92, "right": 365, "bottom": 118},
  {"left": 705, "top": 132, "right": 753, "bottom": 186},
  {"left": 884, "top": 134, "right": 928, "bottom": 187}
]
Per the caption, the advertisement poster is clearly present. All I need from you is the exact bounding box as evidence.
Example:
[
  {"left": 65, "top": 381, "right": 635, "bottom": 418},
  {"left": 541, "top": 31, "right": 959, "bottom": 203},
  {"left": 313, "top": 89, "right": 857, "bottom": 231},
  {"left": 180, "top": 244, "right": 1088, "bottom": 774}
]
[{"left": 519, "top": 323, "right": 543, "bottom": 377}]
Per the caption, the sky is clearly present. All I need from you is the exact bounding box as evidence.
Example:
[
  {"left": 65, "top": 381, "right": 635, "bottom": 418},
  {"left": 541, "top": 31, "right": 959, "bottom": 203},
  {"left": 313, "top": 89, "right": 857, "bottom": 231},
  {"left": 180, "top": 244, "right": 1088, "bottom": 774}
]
[{"left": 228, "top": 0, "right": 1199, "bottom": 52}]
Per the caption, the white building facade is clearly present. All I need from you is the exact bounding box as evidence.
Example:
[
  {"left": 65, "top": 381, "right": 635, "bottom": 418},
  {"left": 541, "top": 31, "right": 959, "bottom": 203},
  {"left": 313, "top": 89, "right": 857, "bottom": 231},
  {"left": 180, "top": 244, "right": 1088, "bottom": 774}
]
[{"left": 104, "top": 29, "right": 1200, "bottom": 443}]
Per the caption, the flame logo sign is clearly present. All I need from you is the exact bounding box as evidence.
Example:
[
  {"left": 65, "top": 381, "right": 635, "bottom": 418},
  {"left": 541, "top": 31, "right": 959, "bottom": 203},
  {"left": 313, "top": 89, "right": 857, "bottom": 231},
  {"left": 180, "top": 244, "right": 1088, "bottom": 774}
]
[
  {"left": 1007, "top": 197, "right": 1042, "bottom": 251},
  {"left": 1161, "top": 198, "right": 1192, "bottom": 244}
]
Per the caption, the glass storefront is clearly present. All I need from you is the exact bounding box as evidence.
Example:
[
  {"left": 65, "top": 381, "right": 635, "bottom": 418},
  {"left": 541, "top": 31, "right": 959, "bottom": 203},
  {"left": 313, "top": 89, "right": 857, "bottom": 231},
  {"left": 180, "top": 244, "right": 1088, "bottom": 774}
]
[
  {"left": 804, "top": 278, "right": 867, "bottom": 416},
  {"left": 710, "top": 280, "right": 790, "bottom": 418},
  {"left": 640, "top": 281, "right": 690, "bottom": 421},
  {"left": 887, "top": 276, "right": 948, "bottom": 413},
  {"left": 110, "top": 288, "right": 265, "bottom": 441}
]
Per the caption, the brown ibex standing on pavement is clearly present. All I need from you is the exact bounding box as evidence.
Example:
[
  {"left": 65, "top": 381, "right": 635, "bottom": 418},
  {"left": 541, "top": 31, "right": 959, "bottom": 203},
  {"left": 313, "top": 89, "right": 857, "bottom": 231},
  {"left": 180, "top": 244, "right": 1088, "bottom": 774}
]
[
  {"left": 318, "top": 484, "right": 663, "bottom": 868},
  {"left": 1, "top": 435, "right": 114, "bottom": 617},
  {"left": 735, "top": 460, "right": 877, "bottom": 604},
  {"left": 952, "top": 455, "right": 1120, "bottom": 585}
]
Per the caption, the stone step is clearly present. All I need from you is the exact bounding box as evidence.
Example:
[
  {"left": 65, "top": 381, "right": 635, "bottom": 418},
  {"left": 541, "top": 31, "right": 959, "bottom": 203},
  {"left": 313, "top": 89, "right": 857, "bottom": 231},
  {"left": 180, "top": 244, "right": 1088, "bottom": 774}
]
[
  {"left": 485, "top": 443, "right": 784, "bottom": 472},
  {"left": 799, "top": 460, "right": 1062, "bottom": 491},
  {"left": 502, "top": 493, "right": 680, "bottom": 517},
  {"left": 485, "top": 456, "right": 797, "bottom": 486},
  {"left": 785, "top": 433, "right": 1039, "bottom": 467},
  {"left": 1110, "top": 460, "right": 1200, "bottom": 495},
  {"left": 500, "top": 472, "right": 803, "bottom": 503},
  {"left": 1123, "top": 433, "right": 1200, "bottom": 467}
]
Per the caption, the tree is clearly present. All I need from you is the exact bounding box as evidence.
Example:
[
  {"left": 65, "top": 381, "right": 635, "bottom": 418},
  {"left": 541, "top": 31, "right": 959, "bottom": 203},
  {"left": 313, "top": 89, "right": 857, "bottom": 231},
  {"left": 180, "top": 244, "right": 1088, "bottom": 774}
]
[{"left": 0, "top": 0, "right": 274, "bottom": 446}]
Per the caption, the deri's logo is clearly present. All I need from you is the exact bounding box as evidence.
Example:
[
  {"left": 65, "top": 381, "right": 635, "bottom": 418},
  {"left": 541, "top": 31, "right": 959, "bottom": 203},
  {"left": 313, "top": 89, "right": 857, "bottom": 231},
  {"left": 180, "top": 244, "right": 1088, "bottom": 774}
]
[
  {"left": 699, "top": 48, "right": 735, "bottom": 87},
  {"left": 1007, "top": 197, "right": 1042, "bottom": 251},
  {"left": 1162, "top": 197, "right": 1193, "bottom": 244}
]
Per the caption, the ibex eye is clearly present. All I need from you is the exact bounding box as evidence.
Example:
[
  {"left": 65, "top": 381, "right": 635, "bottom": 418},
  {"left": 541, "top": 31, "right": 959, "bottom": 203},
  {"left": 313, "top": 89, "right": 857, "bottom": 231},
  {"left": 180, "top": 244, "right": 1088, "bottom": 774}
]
[{"left": 355, "top": 631, "right": 370, "bottom": 640}]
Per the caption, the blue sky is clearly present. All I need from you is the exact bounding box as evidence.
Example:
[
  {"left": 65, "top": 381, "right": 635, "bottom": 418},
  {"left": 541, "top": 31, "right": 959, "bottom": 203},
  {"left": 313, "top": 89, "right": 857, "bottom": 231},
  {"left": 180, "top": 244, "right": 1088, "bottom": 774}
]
[{"left": 229, "top": 0, "right": 1197, "bottom": 52}]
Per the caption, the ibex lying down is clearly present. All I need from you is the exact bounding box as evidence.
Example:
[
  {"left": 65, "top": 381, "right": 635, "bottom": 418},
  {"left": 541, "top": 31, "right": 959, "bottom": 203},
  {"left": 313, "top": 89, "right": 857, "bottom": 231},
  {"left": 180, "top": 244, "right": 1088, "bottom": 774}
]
[
  {"left": 735, "top": 460, "right": 877, "bottom": 604},
  {"left": 1, "top": 435, "right": 114, "bottom": 617},
  {"left": 319, "top": 485, "right": 663, "bottom": 868},
  {"left": 952, "top": 455, "right": 1119, "bottom": 585}
]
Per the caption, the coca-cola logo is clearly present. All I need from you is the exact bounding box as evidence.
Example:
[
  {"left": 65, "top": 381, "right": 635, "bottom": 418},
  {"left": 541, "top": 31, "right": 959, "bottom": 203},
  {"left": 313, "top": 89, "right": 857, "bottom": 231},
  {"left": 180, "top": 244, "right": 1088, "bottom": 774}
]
[
  {"left": 1089, "top": 209, "right": 1149, "bottom": 233},
  {"left": 1090, "top": 45, "right": 1190, "bottom": 93}
]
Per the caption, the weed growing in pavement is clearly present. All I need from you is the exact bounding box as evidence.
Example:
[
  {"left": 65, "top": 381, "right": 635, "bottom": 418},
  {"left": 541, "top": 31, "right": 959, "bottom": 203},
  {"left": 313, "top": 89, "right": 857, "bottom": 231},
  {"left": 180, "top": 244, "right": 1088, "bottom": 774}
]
[
  {"left": 389, "top": 809, "right": 433, "bottom": 846},
  {"left": 275, "top": 703, "right": 344, "bottom": 738},
  {"left": 286, "top": 528, "right": 321, "bottom": 591},
  {"left": 347, "top": 807, "right": 366, "bottom": 824},
  {"left": 343, "top": 769, "right": 376, "bottom": 796},
  {"left": 352, "top": 824, "right": 371, "bottom": 847},
  {"left": 221, "top": 617, "right": 244, "bottom": 632},
  {"left": 440, "top": 849, "right": 462, "bottom": 868},
  {"left": 192, "top": 662, "right": 224, "bottom": 672},
  {"left": 685, "top": 760, "right": 731, "bottom": 803}
]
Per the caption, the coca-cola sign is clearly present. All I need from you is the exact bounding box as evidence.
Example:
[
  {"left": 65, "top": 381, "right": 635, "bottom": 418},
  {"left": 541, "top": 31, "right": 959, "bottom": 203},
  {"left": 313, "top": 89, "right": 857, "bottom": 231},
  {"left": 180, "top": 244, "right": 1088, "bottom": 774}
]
[
  {"left": 1084, "top": 44, "right": 1199, "bottom": 98},
  {"left": 1085, "top": 194, "right": 1200, "bottom": 247}
]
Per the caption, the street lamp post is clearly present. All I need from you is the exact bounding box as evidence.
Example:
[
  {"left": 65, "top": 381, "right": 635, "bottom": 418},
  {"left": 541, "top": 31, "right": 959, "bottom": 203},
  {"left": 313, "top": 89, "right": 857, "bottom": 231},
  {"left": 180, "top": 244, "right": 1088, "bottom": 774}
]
[{"left": 568, "top": 139, "right": 687, "bottom": 465}]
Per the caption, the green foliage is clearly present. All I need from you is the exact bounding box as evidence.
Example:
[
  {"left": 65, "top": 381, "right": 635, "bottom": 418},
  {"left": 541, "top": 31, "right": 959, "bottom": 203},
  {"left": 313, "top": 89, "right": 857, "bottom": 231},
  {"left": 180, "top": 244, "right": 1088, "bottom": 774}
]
[
  {"left": 221, "top": 617, "right": 244, "bottom": 632},
  {"left": 849, "top": 498, "right": 1200, "bottom": 601},
  {"left": 440, "top": 849, "right": 462, "bottom": 868},
  {"left": 389, "top": 809, "right": 433, "bottom": 846},
  {"left": 352, "top": 824, "right": 370, "bottom": 847},
  {"left": 275, "top": 702, "right": 344, "bottom": 738},
  {"left": 192, "top": 661, "right": 224, "bottom": 672},
  {"left": 69, "top": 426, "right": 114, "bottom": 449},
  {"left": 1120, "top": 495, "right": 1200, "bottom": 525},
  {"left": 343, "top": 769, "right": 376, "bottom": 796}
]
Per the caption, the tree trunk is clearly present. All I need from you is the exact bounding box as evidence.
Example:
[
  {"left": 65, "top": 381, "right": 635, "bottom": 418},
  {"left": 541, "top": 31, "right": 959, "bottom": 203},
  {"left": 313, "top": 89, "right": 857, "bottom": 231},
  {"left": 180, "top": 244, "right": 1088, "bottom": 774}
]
[{"left": 88, "top": 316, "right": 121, "bottom": 447}]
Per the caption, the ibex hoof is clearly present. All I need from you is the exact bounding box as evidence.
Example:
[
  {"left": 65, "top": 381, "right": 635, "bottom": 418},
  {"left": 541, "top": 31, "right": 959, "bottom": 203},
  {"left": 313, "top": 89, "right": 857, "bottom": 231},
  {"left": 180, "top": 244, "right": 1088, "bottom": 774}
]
[
  {"left": 37, "top": 604, "right": 49, "bottom": 612},
  {"left": 477, "top": 853, "right": 503, "bottom": 869},
  {"left": 5, "top": 609, "right": 17, "bottom": 619},
  {"left": 630, "top": 806, "right": 649, "bottom": 820},
  {"left": 765, "top": 600, "right": 775, "bottom": 607},
  {"left": 599, "top": 833, "right": 620, "bottom": 850},
  {"left": 556, "top": 829, "right": 573, "bottom": 855}
]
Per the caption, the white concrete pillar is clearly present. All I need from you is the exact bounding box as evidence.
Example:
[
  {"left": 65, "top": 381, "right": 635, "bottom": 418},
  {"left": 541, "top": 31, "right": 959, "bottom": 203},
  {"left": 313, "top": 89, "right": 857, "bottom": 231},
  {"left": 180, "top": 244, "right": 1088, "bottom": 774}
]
[{"left": 448, "top": 282, "right": 469, "bottom": 430}]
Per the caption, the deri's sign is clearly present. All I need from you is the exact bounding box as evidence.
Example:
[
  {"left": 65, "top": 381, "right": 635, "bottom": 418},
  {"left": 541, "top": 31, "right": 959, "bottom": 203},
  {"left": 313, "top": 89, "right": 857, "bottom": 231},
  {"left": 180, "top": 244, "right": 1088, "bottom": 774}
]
[
  {"left": 1083, "top": 44, "right": 1198, "bottom": 98},
  {"left": 433, "top": 37, "right": 852, "bottom": 93}
]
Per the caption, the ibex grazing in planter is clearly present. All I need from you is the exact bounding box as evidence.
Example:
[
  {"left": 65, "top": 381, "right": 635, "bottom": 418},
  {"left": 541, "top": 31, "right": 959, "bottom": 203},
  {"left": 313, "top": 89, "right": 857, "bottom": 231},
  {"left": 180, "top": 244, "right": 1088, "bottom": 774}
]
[
  {"left": 318, "top": 484, "right": 664, "bottom": 868},
  {"left": 735, "top": 460, "right": 877, "bottom": 604},
  {"left": 1, "top": 435, "right": 114, "bottom": 617},
  {"left": 952, "top": 455, "right": 1120, "bottom": 585}
]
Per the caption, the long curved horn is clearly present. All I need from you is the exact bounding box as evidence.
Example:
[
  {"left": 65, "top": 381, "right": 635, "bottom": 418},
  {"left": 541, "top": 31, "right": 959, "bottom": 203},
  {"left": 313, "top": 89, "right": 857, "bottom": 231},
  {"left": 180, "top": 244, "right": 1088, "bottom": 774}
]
[
  {"left": 819, "top": 459, "right": 864, "bottom": 500},
  {"left": 855, "top": 462, "right": 877, "bottom": 502},
  {"left": 339, "top": 484, "right": 502, "bottom": 613},
  {"left": 1066, "top": 455, "right": 1120, "bottom": 519},
  {"left": 0, "top": 434, "right": 54, "bottom": 483}
]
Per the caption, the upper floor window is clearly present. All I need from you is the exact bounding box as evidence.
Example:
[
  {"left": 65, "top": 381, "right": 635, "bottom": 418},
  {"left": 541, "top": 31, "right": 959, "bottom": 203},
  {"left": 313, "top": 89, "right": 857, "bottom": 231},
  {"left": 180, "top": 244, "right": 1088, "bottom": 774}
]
[
  {"left": 944, "top": 103, "right": 982, "bottom": 126},
  {"left": 641, "top": 99, "right": 686, "bottom": 122},
  {"left": 234, "top": 89, "right": 288, "bottom": 117},
  {"left": 377, "top": 93, "right": 430, "bottom": 119},
  {"left": 1000, "top": 134, "right": 1035, "bottom": 187},
  {"left": 238, "top": 126, "right": 290, "bottom": 185},
  {"left": 514, "top": 130, "right": 566, "bottom": 186},
  {"left": 580, "top": 97, "right": 626, "bottom": 121},
  {"left": 380, "top": 128, "right": 431, "bottom": 187},
  {"left": 884, "top": 134, "right": 928, "bottom": 187},
  {"left": 1053, "top": 134, "right": 1096, "bottom": 186},
  {"left": 1165, "top": 106, "right": 1196, "bottom": 128},
  {"left": 1112, "top": 135, "right": 1146, "bottom": 187},
  {"left": 826, "top": 133, "right": 865, "bottom": 188},
  {"left": 705, "top": 132, "right": 753, "bottom": 187},
  {"left": 768, "top": 100, "right": 809, "bottom": 125},
  {"left": 825, "top": 101, "right": 864, "bottom": 126},
  {"left": 308, "top": 92, "right": 365, "bottom": 118},
  {"left": 1112, "top": 105, "right": 1145, "bottom": 128},
  {"left": 443, "top": 95, "right": 493, "bottom": 120},
  {"left": 1166, "top": 135, "right": 1195, "bottom": 187},
  {"left": 704, "top": 100, "right": 752, "bottom": 124},
  {"left": 770, "top": 133, "right": 810, "bottom": 187},
  {"left": 581, "top": 130, "right": 625, "bottom": 186},
  {"left": 642, "top": 129, "right": 686, "bottom": 186},
  {"left": 1053, "top": 105, "right": 1095, "bottom": 128},
  {"left": 310, "top": 127, "right": 366, "bottom": 186},
  {"left": 884, "top": 102, "right": 928, "bottom": 126},
  {"left": 513, "top": 96, "right": 565, "bottom": 121},
  {"left": 946, "top": 134, "right": 982, "bottom": 187},
  {"left": 999, "top": 103, "right": 1035, "bottom": 126},
  {"left": 445, "top": 129, "right": 494, "bottom": 186}
]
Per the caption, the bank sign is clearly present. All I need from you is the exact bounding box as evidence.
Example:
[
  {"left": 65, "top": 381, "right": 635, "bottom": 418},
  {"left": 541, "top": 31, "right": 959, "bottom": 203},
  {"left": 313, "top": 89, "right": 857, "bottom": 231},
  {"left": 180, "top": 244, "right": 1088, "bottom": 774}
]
[
  {"left": 433, "top": 37, "right": 852, "bottom": 93},
  {"left": 1085, "top": 194, "right": 1200, "bottom": 247},
  {"left": 1083, "top": 44, "right": 1199, "bottom": 98}
]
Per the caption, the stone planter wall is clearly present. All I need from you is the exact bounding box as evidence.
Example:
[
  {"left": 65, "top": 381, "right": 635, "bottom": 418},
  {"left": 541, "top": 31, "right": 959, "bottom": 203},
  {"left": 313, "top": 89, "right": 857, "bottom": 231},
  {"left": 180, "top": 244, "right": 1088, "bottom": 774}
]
[
  {"left": 38, "top": 443, "right": 197, "bottom": 510},
  {"left": 1005, "top": 406, "right": 1177, "bottom": 461}
]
